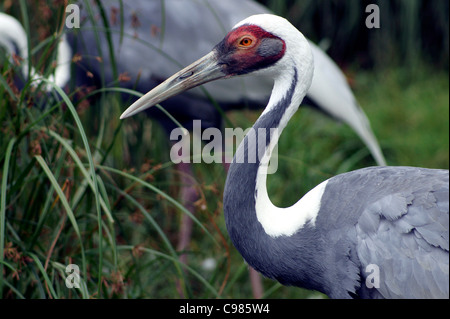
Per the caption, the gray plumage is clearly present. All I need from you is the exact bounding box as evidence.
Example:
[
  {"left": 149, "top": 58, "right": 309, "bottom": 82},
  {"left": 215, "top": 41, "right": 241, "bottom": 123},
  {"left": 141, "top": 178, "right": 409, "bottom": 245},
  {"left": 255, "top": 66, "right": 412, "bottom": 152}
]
[
  {"left": 225, "top": 107, "right": 449, "bottom": 298},
  {"left": 317, "top": 166, "right": 449, "bottom": 298}
]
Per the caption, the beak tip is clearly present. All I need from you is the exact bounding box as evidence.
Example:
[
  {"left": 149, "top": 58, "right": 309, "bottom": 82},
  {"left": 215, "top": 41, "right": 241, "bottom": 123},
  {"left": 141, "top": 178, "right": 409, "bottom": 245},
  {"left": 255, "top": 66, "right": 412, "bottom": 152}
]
[
  {"left": 120, "top": 106, "right": 139, "bottom": 119},
  {"left": 119, "top": 112, "right": 129, "bottom": 120}
]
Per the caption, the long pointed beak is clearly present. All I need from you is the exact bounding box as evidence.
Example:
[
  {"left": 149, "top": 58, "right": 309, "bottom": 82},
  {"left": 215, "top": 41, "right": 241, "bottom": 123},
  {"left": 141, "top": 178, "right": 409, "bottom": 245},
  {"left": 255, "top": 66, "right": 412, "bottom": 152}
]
[{"left": 120, "top": 51, "right": 226, "bottom": 119}]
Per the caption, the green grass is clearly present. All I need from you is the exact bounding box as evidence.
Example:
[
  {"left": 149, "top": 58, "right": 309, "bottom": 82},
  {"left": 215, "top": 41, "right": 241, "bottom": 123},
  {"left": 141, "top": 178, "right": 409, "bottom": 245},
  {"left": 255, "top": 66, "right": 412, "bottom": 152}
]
[
  {"left": 355, "top": 66, "right": 449, "bottom": 169},
  {"left": 0, "top": 0, "right": 448, "bottom": 299}
]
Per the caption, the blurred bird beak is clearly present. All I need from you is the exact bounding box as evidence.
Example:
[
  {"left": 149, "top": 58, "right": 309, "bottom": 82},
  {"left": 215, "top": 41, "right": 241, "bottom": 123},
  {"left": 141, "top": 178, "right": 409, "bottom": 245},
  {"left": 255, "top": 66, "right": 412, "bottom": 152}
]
[{"left": 120, "top": 51, "right": 225, "bottom": 119}]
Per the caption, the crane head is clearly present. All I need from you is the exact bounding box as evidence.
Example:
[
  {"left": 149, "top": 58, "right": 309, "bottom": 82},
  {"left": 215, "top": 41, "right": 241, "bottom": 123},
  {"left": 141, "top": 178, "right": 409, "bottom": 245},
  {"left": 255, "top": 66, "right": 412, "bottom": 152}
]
[{"left": 120, "top": 14, "right": 310, "bottom": 119}]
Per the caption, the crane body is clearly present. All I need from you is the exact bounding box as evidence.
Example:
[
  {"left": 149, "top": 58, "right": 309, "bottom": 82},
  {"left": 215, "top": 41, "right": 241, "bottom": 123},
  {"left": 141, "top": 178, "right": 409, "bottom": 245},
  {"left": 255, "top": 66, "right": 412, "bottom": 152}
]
[{"left": 120, "top": 14, "right": 449, "bottom": 298}]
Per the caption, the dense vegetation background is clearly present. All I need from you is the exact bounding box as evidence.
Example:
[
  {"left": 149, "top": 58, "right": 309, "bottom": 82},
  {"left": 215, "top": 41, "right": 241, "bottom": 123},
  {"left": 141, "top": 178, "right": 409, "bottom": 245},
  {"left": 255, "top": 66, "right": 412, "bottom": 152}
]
[{"left": 0, "top": 0, "right": 448, "bottom": 299}]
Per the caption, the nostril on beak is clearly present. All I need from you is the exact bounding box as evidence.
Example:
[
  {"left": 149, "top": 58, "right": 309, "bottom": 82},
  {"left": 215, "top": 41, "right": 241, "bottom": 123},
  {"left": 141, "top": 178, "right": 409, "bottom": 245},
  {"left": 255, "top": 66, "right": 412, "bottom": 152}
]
[{"left": 179, "top": 71, "right": 194, "bottom": 80}]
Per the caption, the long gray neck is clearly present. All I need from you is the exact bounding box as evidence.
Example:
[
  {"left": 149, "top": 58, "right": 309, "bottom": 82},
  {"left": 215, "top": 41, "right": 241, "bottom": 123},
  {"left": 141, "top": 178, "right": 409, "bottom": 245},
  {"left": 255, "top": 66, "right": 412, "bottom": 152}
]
[{"left": 223, "top": 67, "right": 299, "bottom": 264}]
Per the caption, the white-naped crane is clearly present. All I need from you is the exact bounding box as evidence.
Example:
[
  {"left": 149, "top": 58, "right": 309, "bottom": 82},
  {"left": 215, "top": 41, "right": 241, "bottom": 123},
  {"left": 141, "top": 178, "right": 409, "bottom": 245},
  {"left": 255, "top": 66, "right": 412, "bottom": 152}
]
[
  {"left": 1, "top": 1, "right": 387, "bottom": 298},
  {"left": 120, "top": 14, "right": 449, "bottom": 298}
]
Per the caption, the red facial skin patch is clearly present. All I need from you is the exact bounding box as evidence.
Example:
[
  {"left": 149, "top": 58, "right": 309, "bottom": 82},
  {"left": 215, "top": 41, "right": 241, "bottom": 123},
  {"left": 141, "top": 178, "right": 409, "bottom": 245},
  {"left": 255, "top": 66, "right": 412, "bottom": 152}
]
[{"left": 214, "top": 25, "right": 286, "bottom": 76}]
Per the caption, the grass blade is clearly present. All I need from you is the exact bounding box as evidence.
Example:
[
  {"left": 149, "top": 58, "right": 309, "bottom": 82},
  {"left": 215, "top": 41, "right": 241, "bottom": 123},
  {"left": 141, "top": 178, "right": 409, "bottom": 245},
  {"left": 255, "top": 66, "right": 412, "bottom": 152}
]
[
  {"left": 27, "top": 252, "right": 58, "bottom": 299},
  {"left": 45, "top": 129, "right": 113, "bottom": 223},
  {"left": 38, "top": 78, "right": 101, "bottom": 284},
  {"left": 34, "top": 155, "right": 87, "bottom": 293},
  {"left": 118, "top": 245, "right": 219, "bottom": 298},
  {"left": 0, "top": 137, "right": 16, "bottom": 297},
  {"left": 97, "top": 164, "right": 219, "bottom": 246}
]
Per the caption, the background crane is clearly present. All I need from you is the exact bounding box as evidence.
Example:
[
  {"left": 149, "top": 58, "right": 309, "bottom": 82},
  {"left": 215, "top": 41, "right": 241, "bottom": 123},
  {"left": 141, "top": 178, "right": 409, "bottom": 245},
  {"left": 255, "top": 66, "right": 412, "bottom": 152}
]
[{"left": 67, "top": 0, "right": 385, "bottom": 166}]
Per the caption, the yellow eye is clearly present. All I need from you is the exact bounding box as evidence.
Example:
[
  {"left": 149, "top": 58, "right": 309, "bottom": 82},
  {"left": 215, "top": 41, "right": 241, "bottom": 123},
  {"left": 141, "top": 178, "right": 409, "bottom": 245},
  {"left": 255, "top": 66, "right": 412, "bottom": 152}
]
[{"left": 239, "top": 37, "right": 253, "bottom": 47}]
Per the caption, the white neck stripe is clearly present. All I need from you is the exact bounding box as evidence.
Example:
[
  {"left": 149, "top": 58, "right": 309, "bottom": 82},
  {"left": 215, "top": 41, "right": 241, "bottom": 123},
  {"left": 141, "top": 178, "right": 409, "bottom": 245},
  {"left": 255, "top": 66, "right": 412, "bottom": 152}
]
[{"left": 254, "top": 67, "right": 327, "bottom": 238}]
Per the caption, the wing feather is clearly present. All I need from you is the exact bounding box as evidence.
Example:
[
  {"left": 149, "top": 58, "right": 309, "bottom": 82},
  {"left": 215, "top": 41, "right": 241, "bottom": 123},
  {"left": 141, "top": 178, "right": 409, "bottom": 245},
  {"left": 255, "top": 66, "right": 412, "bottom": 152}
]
[{"left": 355, "top": 168, "right": 448, "bottom": 298}]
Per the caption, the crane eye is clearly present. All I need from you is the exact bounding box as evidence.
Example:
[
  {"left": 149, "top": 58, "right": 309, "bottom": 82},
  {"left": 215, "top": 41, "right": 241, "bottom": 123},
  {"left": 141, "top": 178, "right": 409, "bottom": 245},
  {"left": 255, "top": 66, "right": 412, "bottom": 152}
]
[{"left": 239, "top": 37, "right": 253, "bottom": 47}]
